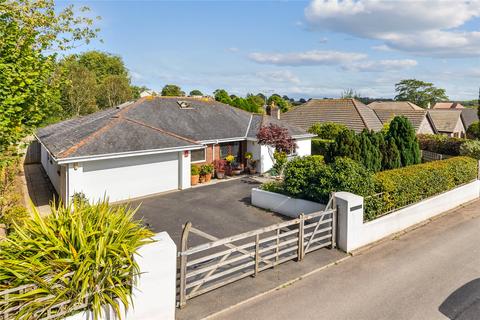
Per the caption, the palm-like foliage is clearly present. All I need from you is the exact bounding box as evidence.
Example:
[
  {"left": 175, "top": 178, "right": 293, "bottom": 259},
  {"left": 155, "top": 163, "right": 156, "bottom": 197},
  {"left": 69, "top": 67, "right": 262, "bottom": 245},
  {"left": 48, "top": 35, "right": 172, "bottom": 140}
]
[{"left": 0, "top": 200, "right": 154, "bottom": 319}]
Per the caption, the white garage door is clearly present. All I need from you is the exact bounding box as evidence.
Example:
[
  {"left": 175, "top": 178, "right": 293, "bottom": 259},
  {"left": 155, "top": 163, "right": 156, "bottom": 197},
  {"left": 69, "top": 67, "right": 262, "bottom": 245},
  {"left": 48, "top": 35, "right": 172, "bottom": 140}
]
[{"left": 75, "top": 152, "right": 179, "bottom": 202}]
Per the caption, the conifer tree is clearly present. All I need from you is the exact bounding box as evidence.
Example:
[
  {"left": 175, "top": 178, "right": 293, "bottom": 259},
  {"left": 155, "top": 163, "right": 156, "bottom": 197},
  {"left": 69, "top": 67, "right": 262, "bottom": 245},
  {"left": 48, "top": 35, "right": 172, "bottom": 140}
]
[{"left": 386, "top": 116, "right": 420, "bottom": 167}]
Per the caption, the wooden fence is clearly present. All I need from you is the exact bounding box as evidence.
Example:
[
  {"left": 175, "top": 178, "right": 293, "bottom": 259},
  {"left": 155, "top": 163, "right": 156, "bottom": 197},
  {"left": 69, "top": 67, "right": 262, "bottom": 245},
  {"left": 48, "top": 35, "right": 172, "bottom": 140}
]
[
  {"left": 0, "top": 272, "right": 90, "bottom": 320},
  {"left": 177, "top": 197, "right": 337, "bottom": 307}
]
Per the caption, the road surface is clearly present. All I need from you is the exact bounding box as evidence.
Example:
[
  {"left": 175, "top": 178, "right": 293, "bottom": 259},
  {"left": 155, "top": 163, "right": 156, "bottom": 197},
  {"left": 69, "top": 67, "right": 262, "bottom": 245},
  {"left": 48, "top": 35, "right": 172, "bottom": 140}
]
[{"left": 213, "top": 200, "right": 480, "bottom": 320}]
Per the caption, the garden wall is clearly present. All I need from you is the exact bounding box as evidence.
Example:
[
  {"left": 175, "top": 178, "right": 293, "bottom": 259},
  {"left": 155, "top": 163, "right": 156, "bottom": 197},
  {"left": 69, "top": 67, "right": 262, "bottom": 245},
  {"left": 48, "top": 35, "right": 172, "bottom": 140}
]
[
  {"left": 251, "top": 188, "right": 325, "bottom": 218},
  {"left": 336, "top": 180, "right": 480, "bottom": 252},
  {"left": 67, "top": 232, "right": 177, "bottom": 320}
]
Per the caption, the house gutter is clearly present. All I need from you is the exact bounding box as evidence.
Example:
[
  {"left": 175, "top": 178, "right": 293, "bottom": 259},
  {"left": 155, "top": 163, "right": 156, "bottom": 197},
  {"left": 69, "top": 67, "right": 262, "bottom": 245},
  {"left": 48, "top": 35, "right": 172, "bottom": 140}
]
[{"left": 56, "top": 144, "right": 204, "bottom": 164}]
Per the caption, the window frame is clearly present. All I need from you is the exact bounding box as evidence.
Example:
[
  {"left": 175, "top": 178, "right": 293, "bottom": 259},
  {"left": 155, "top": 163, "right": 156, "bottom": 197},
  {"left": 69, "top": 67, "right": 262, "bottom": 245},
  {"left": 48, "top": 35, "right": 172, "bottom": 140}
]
[{"left": 191, "top": 148, "right": 206, "bottom": 163}]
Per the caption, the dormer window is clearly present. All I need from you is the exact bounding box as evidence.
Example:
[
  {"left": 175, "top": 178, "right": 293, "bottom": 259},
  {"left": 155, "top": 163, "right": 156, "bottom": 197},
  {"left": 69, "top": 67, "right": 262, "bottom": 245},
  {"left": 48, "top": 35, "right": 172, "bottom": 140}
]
[{"left": 177, "top": 101, "right": 193, "bottom": 109}]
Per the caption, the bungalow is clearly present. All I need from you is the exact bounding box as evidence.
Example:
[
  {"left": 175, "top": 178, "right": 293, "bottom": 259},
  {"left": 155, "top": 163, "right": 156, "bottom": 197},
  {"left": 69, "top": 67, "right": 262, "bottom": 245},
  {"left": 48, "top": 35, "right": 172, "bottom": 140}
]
[
  {"left": 367, "top": 101, "right": 436, "bottom": 134},
  {"left": 427, "top": 109, "right": 466, "bottom": 137},
  {"left": 35, "top": 97, "right": 313, "bottom": 203},
  {"left": 281, "top": 98, "right": 383, "bottom": 133}
]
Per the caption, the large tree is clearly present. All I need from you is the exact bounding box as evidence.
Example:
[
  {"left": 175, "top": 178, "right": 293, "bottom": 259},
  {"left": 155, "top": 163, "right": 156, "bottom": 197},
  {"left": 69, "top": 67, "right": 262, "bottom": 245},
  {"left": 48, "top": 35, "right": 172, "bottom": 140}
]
[
  {"left": 394, "top": 79, "right": 448, "bottom": 108},
  {"left": 161, "top": 84, "right": 185, "bottom": 97},
  {"left": 0, "top": 0, "right": 99, "bottom": 151},
  {"left": 267, "top": 94, "right": 291, "bottom": 113},
  {"left": 98, "top": 75, "right": 132, "bottom": 109}
]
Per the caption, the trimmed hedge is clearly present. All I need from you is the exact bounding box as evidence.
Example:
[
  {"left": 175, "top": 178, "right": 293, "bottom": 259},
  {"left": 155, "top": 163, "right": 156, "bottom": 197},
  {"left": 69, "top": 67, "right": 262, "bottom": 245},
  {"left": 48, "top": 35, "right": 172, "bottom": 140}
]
[
  {"left": 365, "top": 156, "right": 478, "bottom": 220},
  {"left": 459, "top": 140, "right": 480, "bottom": 160},
  {"left": 311, "top": 138, "right": 332, "bottom": 155},
  {"left": 417, "top": 134, "right": 464, "bottom": 156}
]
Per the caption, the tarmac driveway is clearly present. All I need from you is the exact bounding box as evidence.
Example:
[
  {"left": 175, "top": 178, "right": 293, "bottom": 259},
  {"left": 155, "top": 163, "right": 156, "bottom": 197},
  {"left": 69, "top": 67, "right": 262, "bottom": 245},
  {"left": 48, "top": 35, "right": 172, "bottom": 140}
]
[{"left": 132, "top": 177, "right": 286, "bottom": 248}]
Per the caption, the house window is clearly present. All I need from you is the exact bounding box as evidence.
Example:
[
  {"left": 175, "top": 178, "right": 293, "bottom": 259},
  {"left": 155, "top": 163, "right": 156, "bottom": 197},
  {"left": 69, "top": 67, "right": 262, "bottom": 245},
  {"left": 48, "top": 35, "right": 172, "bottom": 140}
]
[
  {"left": 220, "top": 142, "right": 240, "bottom": 159},
  {"left": 191, "top": 149, "right": 206, "bottom": 163}
]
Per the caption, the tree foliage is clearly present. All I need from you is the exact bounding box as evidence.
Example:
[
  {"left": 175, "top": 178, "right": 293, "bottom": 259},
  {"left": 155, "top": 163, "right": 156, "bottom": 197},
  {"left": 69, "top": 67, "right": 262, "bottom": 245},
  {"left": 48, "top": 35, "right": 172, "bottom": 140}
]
[
  {"left": 161, "top": 84, "right": 185, "bottom": 97},
  {"left": 308, "top": 122, "right": 348, "bottom": 140},
  {"left": 189, "top": 89, "right": 203, "bottom": 96},
  {"left": 386, "top": 116, "right": 421, "bottom": 167},
  {"left": 394, "top": 79, "right": 449, "bottom": 108},
  {"left": 267, "top": 94, "right": 291, "bottom": 113},
  {"left": 97, "top": 75, "right": 132, "bottom": 109},
  {"left": 0, "top": 0, "right": 99, "bottom": 151},
  {"left": 256, "top": 123, "right": 296, "bottom": 154}
]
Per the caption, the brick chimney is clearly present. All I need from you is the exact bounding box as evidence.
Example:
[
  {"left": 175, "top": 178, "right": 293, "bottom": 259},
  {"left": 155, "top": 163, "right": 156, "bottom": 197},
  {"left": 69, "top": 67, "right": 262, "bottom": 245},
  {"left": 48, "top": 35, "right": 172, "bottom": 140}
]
[{"left": 266, "top": 101, "right": 280, "bottom": 120}]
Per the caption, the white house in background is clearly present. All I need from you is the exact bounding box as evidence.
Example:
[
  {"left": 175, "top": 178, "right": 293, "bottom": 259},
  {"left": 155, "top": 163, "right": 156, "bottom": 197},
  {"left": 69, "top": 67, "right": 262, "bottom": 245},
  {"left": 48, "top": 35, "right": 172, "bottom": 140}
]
[{"left": 35, "top": 97, "right": 313, "bottom": 203}]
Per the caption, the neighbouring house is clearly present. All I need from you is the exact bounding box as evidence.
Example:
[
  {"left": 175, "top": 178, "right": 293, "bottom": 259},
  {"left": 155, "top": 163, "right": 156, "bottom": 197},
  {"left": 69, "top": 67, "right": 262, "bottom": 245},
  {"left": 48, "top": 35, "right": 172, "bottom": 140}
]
[
  {"left": 433, "top": 102, "right": 465, "bottom": 109},
  {"left": 281, "top": 98, "right": 383, "bottom": 133},
  {"left": 427, "top": 109, "right": 466, "bottom": 137},
  {"left": 35, "top": 97, "right": 313, "bottom": 203},
  {"left": 367, "top": 101, "right": 436, "bottom": 134},
  {"left": 459, "top": 108, "right": 479, "bottom": 131}
]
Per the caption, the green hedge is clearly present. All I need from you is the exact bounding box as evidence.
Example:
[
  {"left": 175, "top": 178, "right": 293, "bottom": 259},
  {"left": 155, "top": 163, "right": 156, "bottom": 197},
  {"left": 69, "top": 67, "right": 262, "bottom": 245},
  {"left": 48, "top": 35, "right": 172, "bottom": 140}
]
[
  {"left": 417, "top": 134, "right": 464, "bottom": 156},
  {"left": 365, "top": 156, "right": 478, "bottom": 220},
  {"left": 311, "top": 138, "right": 332, "bottom": 155}
]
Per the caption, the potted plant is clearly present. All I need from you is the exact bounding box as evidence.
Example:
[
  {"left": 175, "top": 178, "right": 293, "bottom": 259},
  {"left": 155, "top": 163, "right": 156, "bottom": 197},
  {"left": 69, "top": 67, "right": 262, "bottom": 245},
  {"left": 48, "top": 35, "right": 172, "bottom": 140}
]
[
  {"left": 231, "top": 162, "right": 242, "bottom": 175},
  {"left": 213, "top": 159, "right": 226, "bottom": 179},
  {"left": 245, "top": 152, "right": 255, "bottom": 174},
  {"left": 200, "top": 163, "right": 214, "bottom": 183},
  {"left": 249, "top": 159, "right": 258, "bottom": 174},
  {"left": 225, "top": 155, "right": 235, "bottom": 176},
  {"left": 191, "top": 164, "right": 200, "bottom": 185}
]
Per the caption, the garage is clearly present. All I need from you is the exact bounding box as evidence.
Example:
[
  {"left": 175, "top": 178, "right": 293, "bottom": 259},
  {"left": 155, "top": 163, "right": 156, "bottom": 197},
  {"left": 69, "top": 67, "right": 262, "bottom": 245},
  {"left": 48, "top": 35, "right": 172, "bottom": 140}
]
[{"left": 67, "top": 152, "right": 181, "bottom": 203}]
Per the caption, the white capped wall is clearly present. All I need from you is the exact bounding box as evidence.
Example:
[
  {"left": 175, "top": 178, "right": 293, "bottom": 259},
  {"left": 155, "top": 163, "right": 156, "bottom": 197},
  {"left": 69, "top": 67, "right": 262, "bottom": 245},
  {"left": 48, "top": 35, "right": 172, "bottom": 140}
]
[{"left": 68, "top": 152, "right": 180, "bottom": 203}]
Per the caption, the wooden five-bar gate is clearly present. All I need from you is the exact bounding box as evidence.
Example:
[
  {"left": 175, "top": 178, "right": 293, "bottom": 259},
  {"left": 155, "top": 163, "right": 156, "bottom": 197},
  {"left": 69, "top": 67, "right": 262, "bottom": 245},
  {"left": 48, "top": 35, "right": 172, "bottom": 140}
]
[{"left": 177, "top": 196, "right": 337, "bottom": 307}]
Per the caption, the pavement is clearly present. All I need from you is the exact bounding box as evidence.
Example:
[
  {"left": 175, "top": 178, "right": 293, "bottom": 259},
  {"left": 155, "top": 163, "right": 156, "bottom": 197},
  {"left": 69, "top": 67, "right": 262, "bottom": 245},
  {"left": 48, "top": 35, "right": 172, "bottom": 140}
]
[
  {"left": 132, "top": 177, "right": 287, "bottom": 248},
  {"left": 23, "top": 164, "right": 57, "bottom": 214},
  {"left": 211, "top": 199, "right": 480, "bottom": 320}
]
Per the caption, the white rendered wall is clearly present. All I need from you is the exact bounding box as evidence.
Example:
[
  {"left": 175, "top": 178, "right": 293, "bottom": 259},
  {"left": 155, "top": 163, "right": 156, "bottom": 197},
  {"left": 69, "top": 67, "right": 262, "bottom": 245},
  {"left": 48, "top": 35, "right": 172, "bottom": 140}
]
[
  {"left": 178, "top": 150, "right": 191, "bottom": 190},
  {"left": 252, "top": 188, "right": 325, "bottom": 218},
  {"left": 68, "top": 152, "right": 180, "bottom": 203},
  {"left": 336, "top": 180, "right": 480, "bottom": 252},
  {"left": 67, "top": 232, "right": 177, "bottom": 320},
  {"left": 246, "top": 141, "right": 262, "bottom": 172},
  {"left": 40, "top": 145, "right": 62, "bottom": 194},
  {"left": 295, "top": 138, "right": 312, "bottom": 157}
]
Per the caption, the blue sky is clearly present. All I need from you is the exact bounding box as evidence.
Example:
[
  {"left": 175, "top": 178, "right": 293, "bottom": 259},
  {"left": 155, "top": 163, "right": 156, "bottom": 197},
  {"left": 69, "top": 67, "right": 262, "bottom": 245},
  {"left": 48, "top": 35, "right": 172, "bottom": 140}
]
[{"left": 61, "top": 0, "right": 480, "bottom": 100}]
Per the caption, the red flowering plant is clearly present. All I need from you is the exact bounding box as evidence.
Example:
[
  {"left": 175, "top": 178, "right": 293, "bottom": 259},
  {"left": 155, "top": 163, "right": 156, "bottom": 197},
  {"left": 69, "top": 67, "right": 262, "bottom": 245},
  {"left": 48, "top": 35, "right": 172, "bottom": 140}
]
[{"left": 256, "top": 124, "right": 296, "bottom": 176}]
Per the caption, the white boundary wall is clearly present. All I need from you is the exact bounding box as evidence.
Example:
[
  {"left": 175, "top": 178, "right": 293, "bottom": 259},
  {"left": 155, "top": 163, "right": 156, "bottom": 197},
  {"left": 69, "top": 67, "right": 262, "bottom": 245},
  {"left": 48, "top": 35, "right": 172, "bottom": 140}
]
[
  {"left": 336, "top": 180, "right": 480, "bottom": 252},
  {"left": 67, "top": 232, "right": 177, "bottom": 320},
  {"left": 252, "top": 188, "right": 325, "bottom": 218}
]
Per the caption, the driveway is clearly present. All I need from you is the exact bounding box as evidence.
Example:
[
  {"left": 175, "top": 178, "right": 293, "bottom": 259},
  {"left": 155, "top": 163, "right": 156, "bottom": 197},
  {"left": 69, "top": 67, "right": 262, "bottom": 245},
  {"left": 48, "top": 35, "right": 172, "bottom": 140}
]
[{"left": 132, "top": 177, "right": 286, "bottom": 248}]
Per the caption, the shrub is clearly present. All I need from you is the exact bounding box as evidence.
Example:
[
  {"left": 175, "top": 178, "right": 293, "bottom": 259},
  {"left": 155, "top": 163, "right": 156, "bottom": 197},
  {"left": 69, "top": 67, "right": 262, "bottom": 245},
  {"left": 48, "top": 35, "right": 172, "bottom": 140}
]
[
  {"left": 213, "top": 159, "right": 227, "bottom": 172},
  {"left": 467, "top": 121, "right": 480, "bottom": 139},
  {"left": 271, "top": 151, "right": 288, "bottom": 176},
  {"left": 0, "top": 157, "right": 28, "bottom": 232},
  {"left": 325, "top": 129, "right": 360, "bottom": 163},
  {"left": 282, "top": 156, "right": 374, "bottom": 203},
  {"left": 311, "top": 138, "right": 333, "bottom": 155},
  {"left": 459, "top": 140, "right": 480, "bottom": 159},
  {"left": 260, "top": 181, "right": 287, "bottom": 195},
  {"left": 0, "top": 201, "right": 153, "bottom": 319},
  {"left": 359, "top": 130, "right": 382, "bottom": 172},
  {"left": 365, "top": 157, "right": 478, "bottom": 220},
  {"left": 308, "top": 122, "right": 348, "bottom": 140},
  {"left": 381, "top": 137, "right": 401, "bottom": 170},
  {"left": 283, "top": 155, "right": 325, "bottom": 198},
  {"left": 386, "top": 116, "right": 420, "bottom": 166},
  {"left": 417, "top": 134, "right": 464, "bottom": 155},
  {"left": 191, "top": 164, "right": 200, "bottom": 176}
]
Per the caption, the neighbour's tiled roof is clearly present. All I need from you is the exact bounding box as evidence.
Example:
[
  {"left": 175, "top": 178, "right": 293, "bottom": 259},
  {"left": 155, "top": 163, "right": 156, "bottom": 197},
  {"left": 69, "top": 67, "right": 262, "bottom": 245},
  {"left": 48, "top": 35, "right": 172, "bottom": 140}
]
[
  {"left": 427, "top": 110, "right": 463, "bottom": 132},
  {"left": 36, "top": 97, "right": 309, "bottom": 159},
  {"left": 460, "top": 109, "right": 479, "bottom": 129},
  {"left": 281, "top": 98, "right": 383, "bottom": 133},
  {"left": 433, "top": 102, "right": 465, "bottom": 109},
  {"left": 373, "top": 109, "right": 429, "bottom": 131},
  {"left": 368, "top": 101, "right": 423, "bottom": 111}
]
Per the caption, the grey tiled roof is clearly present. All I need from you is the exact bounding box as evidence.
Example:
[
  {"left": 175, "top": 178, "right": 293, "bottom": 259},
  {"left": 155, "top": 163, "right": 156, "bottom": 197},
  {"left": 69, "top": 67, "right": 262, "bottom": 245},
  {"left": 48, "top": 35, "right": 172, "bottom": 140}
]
[
  {"left": 36, "top": 97, "right": 309, "bottom": 159},
  {"left": 247, "top": 114, "right": 310, "bottom": 139},
  {"left": 460, "top": 109, "right": 479, "bottom": 129},
  {"left": 427, "top": 110, "right": 463, "bottom": 132},
  {"left": 281, "top": 98, "right": 383, "bottom": 133}
]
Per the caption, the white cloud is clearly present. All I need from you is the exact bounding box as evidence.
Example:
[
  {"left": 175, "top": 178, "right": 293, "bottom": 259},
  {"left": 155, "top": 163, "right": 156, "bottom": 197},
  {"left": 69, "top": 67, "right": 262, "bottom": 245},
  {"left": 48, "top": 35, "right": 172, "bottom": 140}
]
[
  {"left": 256, "top": 70, "right": 301, "bottom": 84},
  {"left": 248, "top": 50, "right": 366, "bottom": 66},
  {"left": 305, "top": 0, "right": 480, "bottom": 57},
  {"left": 344, "top": 59, "right": 418, "bottom": 72},
  {"left": 226, "top": 47, "right": 240, "bottom": 53}
]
